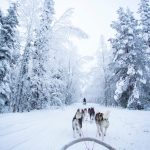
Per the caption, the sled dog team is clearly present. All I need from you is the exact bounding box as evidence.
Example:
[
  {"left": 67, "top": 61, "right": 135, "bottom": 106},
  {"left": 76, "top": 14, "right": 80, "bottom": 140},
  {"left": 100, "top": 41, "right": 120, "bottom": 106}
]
[{"left": 72, "top": 107, "right": 110, "bottom": 141}]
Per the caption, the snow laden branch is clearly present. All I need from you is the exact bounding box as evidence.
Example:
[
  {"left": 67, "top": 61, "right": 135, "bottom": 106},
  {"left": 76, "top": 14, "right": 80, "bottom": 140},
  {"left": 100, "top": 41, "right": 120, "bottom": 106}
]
[
  {"left": 52, "top": 8, "right": 74, "bottom": 28},
  {"left": 107, "top": 2, "right": 150, "bottom": 109},
  {"left": 51, "top": 8, "right": 88, "bottom": 44}
]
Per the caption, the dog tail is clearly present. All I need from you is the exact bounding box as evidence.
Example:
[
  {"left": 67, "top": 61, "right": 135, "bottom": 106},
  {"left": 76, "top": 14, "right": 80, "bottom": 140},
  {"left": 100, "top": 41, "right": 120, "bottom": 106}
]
[{"left": 103, "top": 110, "right": 110, "bottom": 119}]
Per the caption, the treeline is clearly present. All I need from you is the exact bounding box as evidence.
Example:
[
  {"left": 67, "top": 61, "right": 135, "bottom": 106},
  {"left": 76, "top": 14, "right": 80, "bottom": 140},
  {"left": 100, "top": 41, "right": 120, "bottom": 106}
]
[
  {"left": 105, "top": 0, "right": 150, "bottom": 109},
  {"left": 0, "top": 0, "right": 87, "bottom": 113}
]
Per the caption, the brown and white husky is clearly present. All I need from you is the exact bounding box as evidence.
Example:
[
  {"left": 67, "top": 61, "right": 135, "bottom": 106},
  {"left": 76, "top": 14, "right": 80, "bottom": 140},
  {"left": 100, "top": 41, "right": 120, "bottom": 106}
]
[{"left": 95, "top": 111, "right": 110, "bottom": 141}]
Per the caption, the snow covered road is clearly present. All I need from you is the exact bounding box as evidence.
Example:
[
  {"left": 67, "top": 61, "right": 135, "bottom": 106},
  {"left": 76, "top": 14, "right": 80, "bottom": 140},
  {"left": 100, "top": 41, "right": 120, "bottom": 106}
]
[{"left": 0, "top": 103, "right": 150, "bottom": 150}]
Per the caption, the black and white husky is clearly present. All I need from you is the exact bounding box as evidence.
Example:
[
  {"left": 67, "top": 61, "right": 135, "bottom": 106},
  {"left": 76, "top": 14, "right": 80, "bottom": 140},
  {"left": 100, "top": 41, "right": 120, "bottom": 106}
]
[
  {"left": 88, "top": 107, "right": 95, "bottom": 121},
  {"left": 95, "top": 111, "right": 110, "bottom": 141},
  {"left": 72, "top": 109, "right": 83, "bottom": 138}
]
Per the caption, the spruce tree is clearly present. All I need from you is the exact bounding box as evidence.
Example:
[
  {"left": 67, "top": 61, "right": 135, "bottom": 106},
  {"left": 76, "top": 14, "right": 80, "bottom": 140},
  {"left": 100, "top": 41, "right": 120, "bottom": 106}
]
[
  {"left": 15, "top": 42, "right": 33, "bottom": 112},
  {"left": 109, "top": 8, "right": 147, "bottom": 109},
  {"left": 0, "top": 4, "right": 19, "bottom": 112},
  {"left": 137, "top": 0, "right": 150, "bottom": 108},
  {"left": 138, "top": 0, "right": 150, "bottom": 49},
  {"left": 32, "top": 0, "right": 54, "bottom": 109}
]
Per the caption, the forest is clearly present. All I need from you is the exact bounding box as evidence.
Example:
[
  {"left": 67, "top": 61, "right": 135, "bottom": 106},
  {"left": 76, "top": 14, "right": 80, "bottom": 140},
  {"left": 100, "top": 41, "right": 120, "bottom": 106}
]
[{"left": 0, "top": 0, "right": 150, "bottom": 113}]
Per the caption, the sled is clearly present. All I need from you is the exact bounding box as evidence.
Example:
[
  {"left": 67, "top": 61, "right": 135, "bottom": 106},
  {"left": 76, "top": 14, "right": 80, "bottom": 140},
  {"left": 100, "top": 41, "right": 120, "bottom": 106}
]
[{"left": 61, "top": 137, "right": 116, "bottom": 150}]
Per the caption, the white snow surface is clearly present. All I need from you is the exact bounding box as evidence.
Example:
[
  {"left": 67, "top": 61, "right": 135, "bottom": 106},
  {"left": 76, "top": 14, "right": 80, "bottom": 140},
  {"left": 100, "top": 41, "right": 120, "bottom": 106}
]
[{"left": 0, "top": 103, "right": 150, "bottom": 150}]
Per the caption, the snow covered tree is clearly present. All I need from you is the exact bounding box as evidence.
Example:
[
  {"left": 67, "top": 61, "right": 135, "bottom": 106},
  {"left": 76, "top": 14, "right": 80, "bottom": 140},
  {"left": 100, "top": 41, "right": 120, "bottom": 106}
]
[
  {"left": 0, "top": 3, "right": 19, "bottom": 113},
  {"left": 109, "top": 8, "right": 148, "bottom": 109},
  {"left": 0, "top": 10, "right": 7, "bottom": 112},
  {"left": 32, "top": 8, "right": 88, "bottom": 107},
  {"left": 15, "top": 3, "right": 86, "bottom": 110},
  {"left": 13, "top": 0, "right": 42, "bottom": 112},
  {"left": 31, "top": 0, "right": 55, "bottom": 109},
  {"left": 138, "top": 0, "right": 150, "bottom": 50},
  {"left": 138, "top": 0, "right": 150, "bottom": 109},
  {"left": 15, "top": 42, "right": 33, "bottom": 112}
]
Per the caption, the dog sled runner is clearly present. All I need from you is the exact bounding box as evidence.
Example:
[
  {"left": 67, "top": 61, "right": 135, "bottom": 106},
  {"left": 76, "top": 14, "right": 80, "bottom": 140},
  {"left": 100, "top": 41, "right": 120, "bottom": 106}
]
[{"left": 61, "top": 137, "right": 116, "bottom": 150}]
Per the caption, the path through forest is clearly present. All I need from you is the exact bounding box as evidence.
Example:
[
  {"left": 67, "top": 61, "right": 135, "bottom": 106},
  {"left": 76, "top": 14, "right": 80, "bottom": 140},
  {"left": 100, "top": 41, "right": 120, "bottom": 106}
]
[{"left": 0, "top": 103, "right": 150, "bottom": 150}]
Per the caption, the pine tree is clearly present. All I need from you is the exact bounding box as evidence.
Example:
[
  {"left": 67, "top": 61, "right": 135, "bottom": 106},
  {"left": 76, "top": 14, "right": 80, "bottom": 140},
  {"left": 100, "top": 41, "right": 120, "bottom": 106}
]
[
  {"left": 0, "top": 4, "right": 19, "bottom": 112},
  {"left": 32, "top": 0, "right": 54, "bottom": 109},
  {"left": 15, "top": 42, "right": 33, "bottom": 112},
  {"left": 13, "top": 0, "right": 42, "bottom": 112},
  {"left": 137, "top": 0, "right": 150, "bottom": 109},
  {"left": 49, "top": 66, "right": 66, "bottom": 106},
  {"left": 138, "top": 0, "right": 150, "bottom": 49},
  {"left": 109, "top": 8, "right": 147, "bottom": 109}
]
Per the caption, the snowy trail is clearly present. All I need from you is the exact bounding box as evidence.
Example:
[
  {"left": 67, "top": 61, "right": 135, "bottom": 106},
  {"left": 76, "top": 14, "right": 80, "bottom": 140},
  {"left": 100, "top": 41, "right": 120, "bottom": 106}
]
[{"left": 0, "top": 103, "right": 150, "bottom": 150}]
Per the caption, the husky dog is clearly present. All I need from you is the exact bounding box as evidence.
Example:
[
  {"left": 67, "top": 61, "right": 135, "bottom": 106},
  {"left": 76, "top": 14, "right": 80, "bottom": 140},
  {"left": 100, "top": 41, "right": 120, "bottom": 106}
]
[
  {"left": 81, "top": 109, "right": 84, "bottom": 118},
  {"left": 90, "top": 107, "right": 95, "bottom": 121},
  {"left": 88, "top": 107, "right": 95, "bottom": 121},
  {"left": 82, "top": 108, "right": 88, "bottom": 121},
  {"left": 95, "top": 111, "right": 110, "bottom": 141},
  {"left": 72, "top": 109, "right": 83, "bottom": 137}
]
